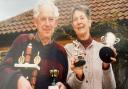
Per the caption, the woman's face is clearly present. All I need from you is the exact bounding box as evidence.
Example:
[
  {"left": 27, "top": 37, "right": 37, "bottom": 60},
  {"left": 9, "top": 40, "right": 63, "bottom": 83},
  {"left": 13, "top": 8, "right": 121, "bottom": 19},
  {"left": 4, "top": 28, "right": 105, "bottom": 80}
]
[{"left": 72, "top": 10, "right": 91, "bottom": 37}]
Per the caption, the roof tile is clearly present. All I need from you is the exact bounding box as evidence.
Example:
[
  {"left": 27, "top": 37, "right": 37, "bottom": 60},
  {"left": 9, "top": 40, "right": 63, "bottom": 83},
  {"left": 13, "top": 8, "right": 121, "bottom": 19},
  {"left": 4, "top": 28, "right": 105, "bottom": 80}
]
[{"left": 0, "top": 0, "right": 127, "bottom": 35}]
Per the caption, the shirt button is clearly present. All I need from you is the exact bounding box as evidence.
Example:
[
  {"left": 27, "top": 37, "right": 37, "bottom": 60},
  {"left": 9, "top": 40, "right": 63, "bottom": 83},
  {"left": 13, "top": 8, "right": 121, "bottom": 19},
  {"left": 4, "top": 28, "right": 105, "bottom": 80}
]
[
  {"left": 86, "top": 80, "right": 88, "bottom": 83},
  {"left": 85, "top": 66, "right": 87, "bottom": 68}
]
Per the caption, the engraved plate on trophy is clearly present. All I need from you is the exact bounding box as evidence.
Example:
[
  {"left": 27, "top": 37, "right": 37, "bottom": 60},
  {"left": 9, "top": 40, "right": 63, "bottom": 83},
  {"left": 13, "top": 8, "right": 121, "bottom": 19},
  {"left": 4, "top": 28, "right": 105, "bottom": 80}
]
[
  {"left": 99, "top": 32, "right": 120, "bottom": 63},
  {"left": 48, "top": 69, "right": 59, "bottom": 89},
  {"left": 72, "top": 40, "right": 86, "bottom": 67}
]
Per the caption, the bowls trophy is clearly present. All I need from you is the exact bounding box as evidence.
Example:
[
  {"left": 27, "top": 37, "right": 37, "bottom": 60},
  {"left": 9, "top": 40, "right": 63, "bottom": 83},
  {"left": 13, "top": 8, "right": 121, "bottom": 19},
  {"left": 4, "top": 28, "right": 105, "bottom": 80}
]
[{"left": 99, "top": 32, "right": 120, "bottom": 63}]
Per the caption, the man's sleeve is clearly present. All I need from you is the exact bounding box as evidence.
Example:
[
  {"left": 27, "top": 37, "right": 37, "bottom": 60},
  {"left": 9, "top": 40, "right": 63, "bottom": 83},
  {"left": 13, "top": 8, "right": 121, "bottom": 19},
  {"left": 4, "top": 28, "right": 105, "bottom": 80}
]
[
  {"left": 0, "top": 34, "right": 28, "bottom": 89},
  {"left": 3, "top": 34, "right": 29, "bottom": 65},
  {"left": 0, "top": 65, "right": 22, "bottom": 89}
]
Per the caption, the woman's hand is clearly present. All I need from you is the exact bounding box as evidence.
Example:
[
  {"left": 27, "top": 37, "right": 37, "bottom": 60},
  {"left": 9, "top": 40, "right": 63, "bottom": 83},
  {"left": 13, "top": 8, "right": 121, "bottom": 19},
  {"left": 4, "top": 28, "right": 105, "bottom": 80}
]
[{"left": 70, "top": 57, "right": 84, "bottom": 80}]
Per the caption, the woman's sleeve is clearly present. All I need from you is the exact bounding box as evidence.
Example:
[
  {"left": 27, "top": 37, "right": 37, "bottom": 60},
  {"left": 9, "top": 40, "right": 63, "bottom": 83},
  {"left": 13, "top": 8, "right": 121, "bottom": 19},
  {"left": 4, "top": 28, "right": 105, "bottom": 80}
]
[{"left": 102, "top": 64, "right": 116, "bottom": 89}]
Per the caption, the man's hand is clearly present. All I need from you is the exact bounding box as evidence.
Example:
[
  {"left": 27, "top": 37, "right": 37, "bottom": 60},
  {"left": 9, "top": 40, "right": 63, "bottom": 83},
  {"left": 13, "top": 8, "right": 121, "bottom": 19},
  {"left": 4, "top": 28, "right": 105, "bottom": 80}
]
[
  {"left": 56, "top": 82, "right": 66, "bottom": 89},
  {"left": 18, "top": 76, "right": 32, "bottom": 89}
]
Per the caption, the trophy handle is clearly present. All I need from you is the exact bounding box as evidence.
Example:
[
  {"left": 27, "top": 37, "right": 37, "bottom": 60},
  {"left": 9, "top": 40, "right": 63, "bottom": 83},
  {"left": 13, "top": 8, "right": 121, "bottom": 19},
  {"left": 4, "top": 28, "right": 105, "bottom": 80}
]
[
  {"left": 18, "top": 51, "right": 25, "bottom": 64},
  {"left": 101, "top": 36, "right": 105, "bottom": 43},
  {"left": 115, "top": 38, "right": 120, "bottom": 44}
]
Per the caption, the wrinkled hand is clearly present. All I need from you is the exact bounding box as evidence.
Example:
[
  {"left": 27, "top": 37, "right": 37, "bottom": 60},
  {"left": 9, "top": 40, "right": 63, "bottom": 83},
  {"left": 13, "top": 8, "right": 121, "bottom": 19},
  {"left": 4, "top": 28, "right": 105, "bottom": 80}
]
[
  {"left": 70, "top": 57, "right": 84, "bottom": 80},
  {"left": 56, "top": 82, "right": 66, "bottom": 89},
  {"left": 110, "top": 47, "right": 117, "bottom": 62},
  {"left": 18, "top": 76, "right": 32, "bottom": 89}
]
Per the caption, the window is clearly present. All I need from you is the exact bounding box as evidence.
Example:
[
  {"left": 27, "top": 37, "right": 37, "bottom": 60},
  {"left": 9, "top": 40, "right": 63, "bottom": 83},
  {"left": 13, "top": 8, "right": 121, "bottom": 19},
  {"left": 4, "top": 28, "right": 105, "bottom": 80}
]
[{"left": 0, "top": 51, "right": 7, "bottom": 63}]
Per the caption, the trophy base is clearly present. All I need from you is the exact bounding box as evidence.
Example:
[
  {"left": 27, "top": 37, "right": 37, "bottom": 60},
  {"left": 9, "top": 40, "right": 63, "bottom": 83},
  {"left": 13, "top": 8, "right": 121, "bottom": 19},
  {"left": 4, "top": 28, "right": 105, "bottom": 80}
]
[
  {"left": 14, "top": 63, "right": 40, "bottom": 70},
  {"left": 74, "top": 60, "right": 86, "bottom": 67},
  {"left": 48, "top": 85, "right": 59, "bottom": 89}
]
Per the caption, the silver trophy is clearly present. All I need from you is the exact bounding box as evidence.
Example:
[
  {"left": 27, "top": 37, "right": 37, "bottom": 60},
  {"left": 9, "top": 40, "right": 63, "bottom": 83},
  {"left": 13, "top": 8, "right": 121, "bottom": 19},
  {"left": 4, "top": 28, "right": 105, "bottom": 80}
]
[
  {"left": 72, "top": 40, "right": 86, "bottom": 67},
  {"left": 99, "top": 32, "right": 120, "bottom": 63},
  {"left": 101, "top": 32, "right": 120, "bottom": 47}
]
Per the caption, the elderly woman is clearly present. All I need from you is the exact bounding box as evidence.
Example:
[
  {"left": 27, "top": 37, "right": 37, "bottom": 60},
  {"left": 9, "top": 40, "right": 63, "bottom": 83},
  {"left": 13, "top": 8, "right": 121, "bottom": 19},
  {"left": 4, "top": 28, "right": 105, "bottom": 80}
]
[{"left": 65, "top": 5, "right": 116, "bottom": 89}]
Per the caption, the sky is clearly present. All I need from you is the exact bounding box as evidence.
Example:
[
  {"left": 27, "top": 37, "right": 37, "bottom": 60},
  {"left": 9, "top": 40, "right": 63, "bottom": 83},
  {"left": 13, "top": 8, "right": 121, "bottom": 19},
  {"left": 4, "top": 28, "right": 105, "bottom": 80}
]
[{"left": 0, "top": 0, "right": 38, "bottom": 21}]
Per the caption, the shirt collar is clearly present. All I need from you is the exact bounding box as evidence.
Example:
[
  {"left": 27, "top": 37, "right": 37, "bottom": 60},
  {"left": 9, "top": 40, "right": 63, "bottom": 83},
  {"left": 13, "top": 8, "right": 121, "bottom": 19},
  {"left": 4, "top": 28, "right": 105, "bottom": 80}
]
[{"left": 77, "top": 36, "right": 93, "bottom": 49}]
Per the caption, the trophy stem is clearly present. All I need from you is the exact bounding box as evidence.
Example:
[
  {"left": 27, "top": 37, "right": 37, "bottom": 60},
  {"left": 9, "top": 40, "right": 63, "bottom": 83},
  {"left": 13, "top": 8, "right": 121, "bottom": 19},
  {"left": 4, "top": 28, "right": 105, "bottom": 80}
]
[
  {"left": 50, "top": 69, "right": 59, "bottom": 86},
  {"left": 51, "top": 78, "right": 56, "bottom": 86}
]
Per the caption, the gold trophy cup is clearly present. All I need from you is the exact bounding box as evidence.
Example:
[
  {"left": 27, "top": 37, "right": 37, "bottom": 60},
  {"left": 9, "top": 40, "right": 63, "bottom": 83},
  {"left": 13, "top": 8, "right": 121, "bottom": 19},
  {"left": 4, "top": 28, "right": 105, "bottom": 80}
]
[{"left": 48, "top": 69, "right": 59, "bottom": 89}]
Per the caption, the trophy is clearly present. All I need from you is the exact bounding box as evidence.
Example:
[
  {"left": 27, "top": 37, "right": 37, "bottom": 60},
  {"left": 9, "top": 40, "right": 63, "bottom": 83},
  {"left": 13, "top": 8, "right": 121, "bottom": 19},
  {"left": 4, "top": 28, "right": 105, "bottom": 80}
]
[
  {"left": 48, "top": 69, "right": 59, "bottom": 89},
  {"left": 14, "top": 42, "right": 41, "bottom": 88},
  {"left": 99, "top": 32, "right": 120, "bottom": 63},
  {"left": 14, "top": 43, "right": 41, "bottom": 70},
  {"left": 72, "top": 40, "right": 86, "bottom": 67}
]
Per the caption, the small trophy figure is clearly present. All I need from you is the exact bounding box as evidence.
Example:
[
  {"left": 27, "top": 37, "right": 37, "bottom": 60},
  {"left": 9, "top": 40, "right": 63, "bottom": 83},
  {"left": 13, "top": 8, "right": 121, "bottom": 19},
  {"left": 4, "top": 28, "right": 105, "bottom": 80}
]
[
  {"left": 72, "top": 40, "right": 86, "bottom": 67},
  {"left": 48, "top": 69, "right": 59, "bottom": 89},
  {"left": 99, "top": 32, "right": 120, "bottom": 63}
]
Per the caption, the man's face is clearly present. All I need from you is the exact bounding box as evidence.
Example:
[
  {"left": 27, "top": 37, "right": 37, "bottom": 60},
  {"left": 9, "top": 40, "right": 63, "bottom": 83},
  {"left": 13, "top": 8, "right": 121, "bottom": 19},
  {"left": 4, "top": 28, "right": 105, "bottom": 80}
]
[
  {"left": 72, "top": 10, "right": 91, "bottom": 37},
  {"left": 34, "top": 7, "right": 57, "bottom": 40}
]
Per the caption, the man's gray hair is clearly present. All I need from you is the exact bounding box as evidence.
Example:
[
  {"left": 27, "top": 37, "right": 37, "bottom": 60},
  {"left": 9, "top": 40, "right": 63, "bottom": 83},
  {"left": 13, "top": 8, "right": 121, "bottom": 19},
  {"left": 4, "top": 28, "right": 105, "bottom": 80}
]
[{"left": 33, "top": 0, "right": 59, "bottom": 18}]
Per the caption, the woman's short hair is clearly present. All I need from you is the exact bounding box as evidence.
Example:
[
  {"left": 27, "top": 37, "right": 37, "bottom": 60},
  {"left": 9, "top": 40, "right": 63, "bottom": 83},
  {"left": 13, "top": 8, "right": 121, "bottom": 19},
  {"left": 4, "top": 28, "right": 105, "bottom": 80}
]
[{"left": 71, "top": 5, "right": 91, "bottom": 20}]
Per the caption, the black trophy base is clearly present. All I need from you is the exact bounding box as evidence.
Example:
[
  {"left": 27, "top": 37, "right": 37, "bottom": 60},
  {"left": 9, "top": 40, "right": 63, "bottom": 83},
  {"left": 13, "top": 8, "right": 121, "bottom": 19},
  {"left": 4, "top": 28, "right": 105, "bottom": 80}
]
[
  {"left": 74, "top": 59, "right": 86, "bottom": 67},
  {"left": 99, "top": 47, "right": 115, "bottom": 63}
]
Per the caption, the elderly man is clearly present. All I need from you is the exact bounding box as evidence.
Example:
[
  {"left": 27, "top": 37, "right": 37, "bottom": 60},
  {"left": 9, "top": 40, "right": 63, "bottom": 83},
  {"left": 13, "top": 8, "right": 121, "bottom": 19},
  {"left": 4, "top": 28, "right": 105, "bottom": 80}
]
[{"left": 0, "top": 0, "right": 70, "bottom": 89}]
